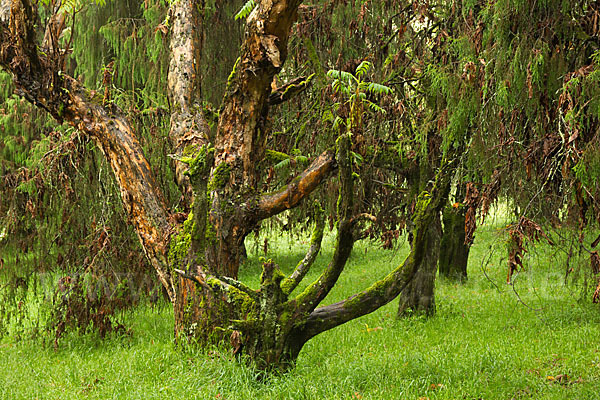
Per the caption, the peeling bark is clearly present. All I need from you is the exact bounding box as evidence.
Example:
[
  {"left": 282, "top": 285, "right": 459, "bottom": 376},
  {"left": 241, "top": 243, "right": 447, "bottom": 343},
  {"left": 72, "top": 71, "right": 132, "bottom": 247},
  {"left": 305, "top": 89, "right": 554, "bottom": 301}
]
[
  {"left": 214, "top": 0, "right": 302, "bottom": 186},
  {"left": 0, "top": 0, "right": 174, "bottom": 300},
  {"left": 257, "top": 150, "right": 335, "bottom": 220},
  {"left": 167, "top": 0, "right": 211, "bottom": 203}
]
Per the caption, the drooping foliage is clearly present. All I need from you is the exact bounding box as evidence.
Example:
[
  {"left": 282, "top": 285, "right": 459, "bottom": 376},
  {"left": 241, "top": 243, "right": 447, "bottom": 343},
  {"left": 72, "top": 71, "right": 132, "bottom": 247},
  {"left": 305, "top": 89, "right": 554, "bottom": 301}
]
[
  {"left": 1, "top": 0, "right": 174, "bottom": 338},
  {"left": 1, "top": 0, "right": 599, "bottom": 365}
]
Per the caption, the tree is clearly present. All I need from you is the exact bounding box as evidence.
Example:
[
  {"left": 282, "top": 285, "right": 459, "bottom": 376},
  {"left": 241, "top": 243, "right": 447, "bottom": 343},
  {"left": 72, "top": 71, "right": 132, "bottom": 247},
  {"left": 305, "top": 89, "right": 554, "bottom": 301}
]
[
  {"left": 0, "top": 0, "right": 454, "bottom": 370},
  {"left": 439, "top": 184, "right": 470, "bottom": 282}
]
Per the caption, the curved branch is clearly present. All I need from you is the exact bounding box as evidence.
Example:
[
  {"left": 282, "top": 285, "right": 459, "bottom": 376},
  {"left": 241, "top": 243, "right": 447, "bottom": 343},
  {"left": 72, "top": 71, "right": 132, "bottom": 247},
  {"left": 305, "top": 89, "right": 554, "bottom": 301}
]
[
  {"left": 0, "top": 0, "right": 175, "bottom": 300},
  {"left": 294, "top": 134, "right": 355, "bottom": 314},
  {"left": 257, "top": 149, "right": 336, "bottom": 221},
  {"left": 280, "top": 210, "right": 324, "bottom": 295},
  {"left": 298, "top": 161, "right": 453, "bottom": 341}
]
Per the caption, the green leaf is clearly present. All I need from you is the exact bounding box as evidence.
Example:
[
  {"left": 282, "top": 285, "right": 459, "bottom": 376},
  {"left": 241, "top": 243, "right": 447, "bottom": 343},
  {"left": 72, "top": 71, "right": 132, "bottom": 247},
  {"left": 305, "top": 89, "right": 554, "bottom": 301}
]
[
  {"left": 355, "top": 61, "right": 372, "bottom": 80},
  {"left": 327, "top": 69, "right": 357, "bottom": 84},
  {"left": 234, "top": 0, "right": 257, "bottom": 20},
  {"left": 365, "top": 82, "right": 392, "bottom": 95}
]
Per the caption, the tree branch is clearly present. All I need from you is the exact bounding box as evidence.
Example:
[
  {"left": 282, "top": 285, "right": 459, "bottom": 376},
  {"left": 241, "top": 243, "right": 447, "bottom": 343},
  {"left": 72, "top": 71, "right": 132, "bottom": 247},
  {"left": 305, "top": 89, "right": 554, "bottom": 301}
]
[
  {"left": 215, "top": 0, "right": 304, "bottom": 186},
  {"left": 268, "top": 74, "right": 315, "bottom": 106},
  {"left": 298, "top": 160, "right": 453, "bottom": 341},
  {"left": 280, "top": 208, "right": 324, "bottom": 295},
  {"left": 294, "top": 134, "right": 355, "bottom": 314},
  {"left": 257, "top": 149, "right": 336, "bottom": 221},
  {"left": 0, "top": 0, "right": 175, "bottom": 301}
]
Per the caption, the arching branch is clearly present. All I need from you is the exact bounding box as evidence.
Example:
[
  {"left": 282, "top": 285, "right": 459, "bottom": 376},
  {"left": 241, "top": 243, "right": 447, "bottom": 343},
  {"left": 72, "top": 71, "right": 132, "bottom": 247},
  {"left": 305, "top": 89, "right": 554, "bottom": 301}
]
[
  {"left": 294, "top": 134, "right": 355, "bottom": 314},
  {"left": 298, "top": 161, "right": 453, "bottom": 341},
  {"left": 257, "top": 149, "right": 336, "bottom": 221},
  {"left": 0, "top": 0, "right": 175, "bottom": 300}
]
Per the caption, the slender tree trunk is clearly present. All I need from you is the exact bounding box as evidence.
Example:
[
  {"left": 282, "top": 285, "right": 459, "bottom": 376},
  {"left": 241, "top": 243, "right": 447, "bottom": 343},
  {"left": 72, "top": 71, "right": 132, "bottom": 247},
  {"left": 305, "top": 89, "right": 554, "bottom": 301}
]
[
  {"left": 397, "top": 210, "right": 442, "bottom": 317},
  {"left": 439, "top": 204, "right": 470, "bottom": 281}
]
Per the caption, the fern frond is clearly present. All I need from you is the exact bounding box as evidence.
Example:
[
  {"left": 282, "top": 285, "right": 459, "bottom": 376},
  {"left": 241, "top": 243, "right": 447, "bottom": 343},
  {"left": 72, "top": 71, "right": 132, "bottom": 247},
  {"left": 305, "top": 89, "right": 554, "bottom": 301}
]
[
  {"left": 333, "top": 116, "right": 345, "bottom": 131},
  {"left": 365, "top": 82, "right": 392, "bottom": 95},
  {"left": 327, "top": 69, "right": 357, "bottom": 84},
  {"left": 235, "top": 0, "right": 257, "bottom": 20},
  {"left": 332, "top": 79, "right": 350, "bottom": 95},
  {"left": 274, "top": 157, "right": 291, "bottom": 170},
  {"left": 365, "top": 100, "right": 386, "bottom": 114},
  {"left": 355, "top": 61, "right": 372, "bottom": 79}
]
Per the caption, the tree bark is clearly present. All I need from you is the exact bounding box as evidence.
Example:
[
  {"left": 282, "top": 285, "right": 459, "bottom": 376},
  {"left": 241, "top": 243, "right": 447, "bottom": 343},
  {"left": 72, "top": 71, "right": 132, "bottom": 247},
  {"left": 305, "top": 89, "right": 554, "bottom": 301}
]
[
  {"left": 0, "top": 0, "right": 175, "bottom": 300},
  {"left": 439, "top": 204, "right": 470, "bottom": 281},
  {"left": 167, "top": 0, "right": 210, "bottom": 204},
  {"left": 397, "top": 210, "right": 442, "bottom": 317}
]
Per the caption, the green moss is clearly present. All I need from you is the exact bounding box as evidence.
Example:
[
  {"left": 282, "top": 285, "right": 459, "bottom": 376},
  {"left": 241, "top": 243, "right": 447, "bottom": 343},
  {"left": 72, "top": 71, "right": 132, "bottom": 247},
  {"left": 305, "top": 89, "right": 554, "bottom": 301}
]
[
  {"left": 184, "top": 144, "right": 214, "bottom": 180},
  {"left": 226, "top": 57, "right": 241, "bottom": 91},
  {"left": 208, "top": 161, "right": 231, "bottom": 192},
  {"left": 281, "top": 73, "right": 316, "bottom": 97},
  {"left": 265, "top": 149, "right": 290, "bottom": 163},
  {"left": 412, "top": 191, "right": 432, "bottom": 226},
  {"left": 227, "top": 286, "right": 257, "bottom": 317},
  {"left": 168, "top": 212, "right": 195, "bottom": 267},
  {"left": 182, "top": 144, "right": 199, "bottom": 157},
  {"left": 260, "top": 266, "right": 286, "bottom": 287}
]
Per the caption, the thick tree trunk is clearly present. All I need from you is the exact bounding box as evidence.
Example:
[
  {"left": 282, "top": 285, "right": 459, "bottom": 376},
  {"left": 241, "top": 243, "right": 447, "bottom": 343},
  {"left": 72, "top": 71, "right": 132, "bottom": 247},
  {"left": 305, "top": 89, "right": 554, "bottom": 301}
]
[
  {"left": 396, "top": 142, "right": 444, "bottom": 318},
  {"left": 1, "top": 0, "right": 458, "bottom": 373},
  {"left": 397, "top": 210, "right": 442, "bottom": 317},
  {"left": 439, "top": 204, "right": 470, "bottom": 281}
]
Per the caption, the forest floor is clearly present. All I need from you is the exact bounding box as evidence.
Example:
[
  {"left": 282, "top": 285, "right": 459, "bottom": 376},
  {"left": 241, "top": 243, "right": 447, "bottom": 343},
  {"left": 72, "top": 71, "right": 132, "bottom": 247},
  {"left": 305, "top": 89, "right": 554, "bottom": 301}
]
[{"left": 1, "top": 215, "right": 600, "bottom": 399}]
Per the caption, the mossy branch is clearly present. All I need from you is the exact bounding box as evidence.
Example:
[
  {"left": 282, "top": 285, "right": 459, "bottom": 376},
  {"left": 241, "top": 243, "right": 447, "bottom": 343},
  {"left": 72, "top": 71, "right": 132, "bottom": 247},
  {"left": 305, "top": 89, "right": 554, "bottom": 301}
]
[
  {"left": 269, "top": 74, "right": 315, "bottom": 106},
  {"left": 298, "top": 160, "right": 453, "bottom": 341},
  {"left": 216, "top": 275, "right": 259, "bottom": 301},
  {"left": 281, "top": 205, "right": 325, "bottom": 295},
  {"left": 294, "top": 134, "right": 355, "bottom": 314}
]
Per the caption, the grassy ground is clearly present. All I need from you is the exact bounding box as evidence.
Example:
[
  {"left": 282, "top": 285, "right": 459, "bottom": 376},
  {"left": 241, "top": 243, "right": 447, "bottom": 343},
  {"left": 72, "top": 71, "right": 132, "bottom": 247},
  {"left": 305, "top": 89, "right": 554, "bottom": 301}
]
[{"left": 1, "top": 219, "right": 600, "bottom": 399}]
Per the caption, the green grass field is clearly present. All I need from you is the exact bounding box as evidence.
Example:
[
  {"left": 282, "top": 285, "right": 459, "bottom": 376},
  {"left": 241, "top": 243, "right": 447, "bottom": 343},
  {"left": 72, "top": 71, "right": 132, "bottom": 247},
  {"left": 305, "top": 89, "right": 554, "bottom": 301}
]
[{"left": 1, "top": 219, "right": 600, "bottom": 399}]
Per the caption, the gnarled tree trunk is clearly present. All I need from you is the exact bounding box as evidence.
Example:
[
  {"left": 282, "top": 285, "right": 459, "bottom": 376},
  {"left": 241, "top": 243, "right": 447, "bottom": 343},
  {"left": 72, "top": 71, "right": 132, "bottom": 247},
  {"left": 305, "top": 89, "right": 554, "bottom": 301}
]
[{"left": 1, "top": 0, "right": 456, "bottom": 372}]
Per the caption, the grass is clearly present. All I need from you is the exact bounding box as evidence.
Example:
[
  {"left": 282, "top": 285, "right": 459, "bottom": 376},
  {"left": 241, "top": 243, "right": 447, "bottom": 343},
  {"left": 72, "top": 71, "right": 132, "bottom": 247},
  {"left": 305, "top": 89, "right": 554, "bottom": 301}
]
[{"left": 1, "top": 219, "right": 600, "bottom": 399}]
